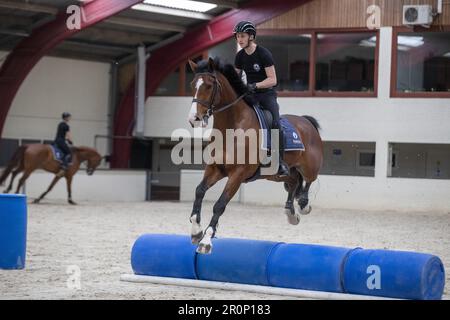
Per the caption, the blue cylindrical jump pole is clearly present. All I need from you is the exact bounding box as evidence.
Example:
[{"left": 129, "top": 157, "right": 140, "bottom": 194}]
[
  {"left": 0, "top": 194, "right": 27, "bottom": 269},
  {"left": 129, "top": 234, "right": 445, "bottom": 300},
  {"left": 196, "top": 238, "right": 282, "bottom": 286},
  {"left": 343, "top": 249, "right": 445, "bottom": 300},
  {"left": 267, "top": 244, "right": 358, "bottom": 293},
  {"left": 131, "top": 234, "right": 198, "bottom": 279}
]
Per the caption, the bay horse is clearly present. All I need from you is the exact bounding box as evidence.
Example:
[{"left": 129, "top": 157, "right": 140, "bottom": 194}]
[
  {"left": 0, "top": 144, "right": 102, "bottom": 204},
  {"left": 187, "top": 57, "right": 323, "bottom": 254}
]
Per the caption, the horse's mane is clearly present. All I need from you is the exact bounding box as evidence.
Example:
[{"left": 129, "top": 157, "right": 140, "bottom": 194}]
[{"left": 196, "top": 57, "right": 247, "bottom": 96}]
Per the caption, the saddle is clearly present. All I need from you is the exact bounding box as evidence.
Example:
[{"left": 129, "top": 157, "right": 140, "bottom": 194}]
[
  {"left": 250, "top": 104, "right": 305, "bottom": 152},
  {"left": 50, "top": 144, "right": 73, "bottom": 164},
  {"left": 243, "top": 104, "right": 306, "bottom": 183}
]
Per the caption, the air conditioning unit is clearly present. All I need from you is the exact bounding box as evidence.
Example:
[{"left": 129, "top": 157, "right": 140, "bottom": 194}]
[{"left": 403, "top": 5, "right": 433, "bottom": 25}]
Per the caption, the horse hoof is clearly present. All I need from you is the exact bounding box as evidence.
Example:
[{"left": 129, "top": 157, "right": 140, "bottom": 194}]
[
  {"left": 300, "top": 205, "right": 312, "bottom": 215},
  {"left": 68, "top": 200, "right": 77, "bottom": 205},
  {"left": 284, "top": 208, "right": 300, "bottom": 225},
  {"left": 33, "top": 199, "right": 40, "bottom": 204},
  {"left": 191, "top": 231, "right": 203, "bottom": 245},
  {"left": 196, "top": 243, "right": 212, "bottom": 254}
]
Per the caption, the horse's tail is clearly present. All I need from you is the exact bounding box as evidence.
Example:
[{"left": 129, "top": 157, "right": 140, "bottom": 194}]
[
  {"left": 0, "top": 145, "right": 26, "bottom": 186},
  {"left": 302, "top": 115, "right": 321, "bottom": 132}
]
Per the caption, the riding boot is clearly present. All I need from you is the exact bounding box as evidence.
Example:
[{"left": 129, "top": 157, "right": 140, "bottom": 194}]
[{"left": 277, "top": 128, "right": 289, "bottom": 177}]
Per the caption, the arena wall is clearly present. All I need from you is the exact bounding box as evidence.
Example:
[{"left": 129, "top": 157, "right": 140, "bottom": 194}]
[
  {"left": 24, "top": 170, "right": 146, "bottom": 202},
  {"left": 0, "top": 51, "right": 111, "bottom": 157}
]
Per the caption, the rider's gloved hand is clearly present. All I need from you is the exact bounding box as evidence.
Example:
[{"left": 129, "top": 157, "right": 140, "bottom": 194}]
[{"left": 247, "top": 83, "right": 257, "bottom": 93}]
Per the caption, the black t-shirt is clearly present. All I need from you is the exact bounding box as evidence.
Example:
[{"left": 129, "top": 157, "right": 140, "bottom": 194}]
[
  {"left": 55, "top": 122, "right": 69, "bottom": 141},
  {"left": 234, "top": 45, "right": 275, "bottom": 85}
]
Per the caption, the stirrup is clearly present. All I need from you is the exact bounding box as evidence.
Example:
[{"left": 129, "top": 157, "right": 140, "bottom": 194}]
[{"left": 277, "top": 162, "right": 289, "bottom": 177}]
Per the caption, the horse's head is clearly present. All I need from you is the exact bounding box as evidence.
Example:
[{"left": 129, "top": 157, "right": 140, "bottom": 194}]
[
  {"left": 86, "top": 151, "right": 103, "bottom": 176},
  {"left": 75, "top": 147, "right": 103, "bottom": 175},
  {"left": 187, "top": 57, "right": 221, "bottom": 128}
]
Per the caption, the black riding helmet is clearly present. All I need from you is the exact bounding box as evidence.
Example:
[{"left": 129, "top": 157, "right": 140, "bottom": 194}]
[
  {"left": 62, "top": 112, "right": 71, "bottom": 120},
  {"left": 233, "top": 21, "right": 256, "bottom": 39}
]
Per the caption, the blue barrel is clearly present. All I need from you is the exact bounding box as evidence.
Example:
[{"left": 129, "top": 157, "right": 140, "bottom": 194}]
[
  {"left": 268, "top": 243, "right": 357, "bottom": 293},
  {"left": 0, "top": 194, "right": 27, "bottom": 269},
  {"left": 131, "top": 234, "right": 198, "bottom": 279},
  {"left": 196, "top": 238, "right": 282, "bottom": 286},
  {"left": 343, "top": 249, "right": 445, "bottom": 300}
]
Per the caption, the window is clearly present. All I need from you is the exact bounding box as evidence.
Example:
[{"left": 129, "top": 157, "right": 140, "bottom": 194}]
[
  {"left": 315, "top": 32, "right": 377, "bottom": 94},
  {"left": 388, "top": 143, "right": 450, "bottom": 179},
  {"left": 258, "top": 34, "right": 311, "bottom": 92},
  {"left": 392, "top": 28, "right": 450, "bottom": 97},
  {"left": 155, "top": 52, "right": 207, "bottom": 96},
  {"left": 258, "top": 30, "right": 378, "bottom": 97},
  {"left": 155, "top": 67, "right": 180, "bottom": 96},
  {"left": 357, "top": 150, "right": 376, "bottom": 168},
  {"left": 320, "top": 141, "right": 376, "bottom": 177},
  {"left": 151, "top": 30, "right": 379, "bottom": 97}
]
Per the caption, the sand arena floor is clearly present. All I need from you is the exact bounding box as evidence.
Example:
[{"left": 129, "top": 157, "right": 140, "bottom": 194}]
[{"left": 1, "top": 200, "right": 449, "bottom": 300}]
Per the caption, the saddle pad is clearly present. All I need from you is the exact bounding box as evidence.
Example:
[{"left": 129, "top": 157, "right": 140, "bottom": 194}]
[
  {"left": 252, "top": 105, "right": 305, "bottom": 152},
  {"left": 50, "top": 144, "right": 72, "bottom": 163}
]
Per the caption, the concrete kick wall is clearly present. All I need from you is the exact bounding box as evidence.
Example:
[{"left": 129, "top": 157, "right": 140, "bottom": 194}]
[
  {"left": 20, "top": 170, "right": 146, "bottom": 202},
  {"left": 180, "top": 170, "right": 450, "bottom": 212}
]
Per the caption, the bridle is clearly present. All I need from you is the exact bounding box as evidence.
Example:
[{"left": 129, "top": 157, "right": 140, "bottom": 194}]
[{"left": 191, "top": 72, "right": 248, "bottom": 122}]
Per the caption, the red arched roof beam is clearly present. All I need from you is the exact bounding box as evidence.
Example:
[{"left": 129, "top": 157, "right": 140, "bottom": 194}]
[
  {"left": 0, "top": 0, "right": 144, "bottom": 140},
  {"left": 112, "top": 0, "right": 312, "bottom": 168}
]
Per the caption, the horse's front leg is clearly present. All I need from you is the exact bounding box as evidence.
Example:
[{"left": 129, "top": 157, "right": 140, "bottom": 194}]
[
  {"left": 66, "top": 174, "right": 76, "bottom": 205},
  {"left": 197, "top": 171, "right": 244, "bottom": 254},
  {"left": 190, "top": 165, "right": 224, "bottom": 244}
]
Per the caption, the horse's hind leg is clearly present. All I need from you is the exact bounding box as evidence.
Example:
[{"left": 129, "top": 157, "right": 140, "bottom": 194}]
[
  {"left": 295, "top": 172, "right": 313, "bottom": 215},
  {"left": 284, "top": 169, "right": 301, "bottom": 225},
  {"left": 15, "top": 170, "right": 32, "bottom": 194},
  {"left": 298, "top": 182, "right": 312, "bottom": 215},
  {"left": 4, "top": 168, "right": 21, "bottom": 193}
]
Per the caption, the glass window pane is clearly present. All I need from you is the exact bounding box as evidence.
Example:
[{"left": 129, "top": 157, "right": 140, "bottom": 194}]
[
  {"left": 315, "top": 32, "right": 376, "bottom": 92},
  {"left": 155, "top": 67, "right": 180, "bottom": 96},
  {"left": 359, "top": 152, "right": 376, "bottom": 167},
  {"left": 396, "top": 32, "right": 450, "bottom": 93},
  {"left": 389, "top": 143, "right": 450, "bottom": 179},
  {"left": 258, "top": 34, "right": 311, "bottom": 92},
  {"left": 320, "top": 141, "right": 376, "bottom": 177}
]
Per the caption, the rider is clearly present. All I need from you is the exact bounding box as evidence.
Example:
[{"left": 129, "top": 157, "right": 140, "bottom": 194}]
[
  {"left": 233, "top": 21, "right": 289, "bottom": 177},
  {"left": 54, "top": 112, "right": 73, "bottom": 173}
]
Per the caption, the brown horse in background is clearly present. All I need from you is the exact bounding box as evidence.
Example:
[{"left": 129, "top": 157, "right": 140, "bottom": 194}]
[
  {"left": 0, "top": 144, "right": 102, "bottom": 204},
  {"left": 187, "top": 58, "right": 323, "bottom": 254}
]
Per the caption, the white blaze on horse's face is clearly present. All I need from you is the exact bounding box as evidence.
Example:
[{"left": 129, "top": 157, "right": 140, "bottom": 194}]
[{"left": 188, "top": 77, "right": 208, "bottom": 128}]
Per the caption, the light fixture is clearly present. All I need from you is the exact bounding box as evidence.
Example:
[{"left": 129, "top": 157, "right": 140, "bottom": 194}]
[{"left": 134, "top": 0, "right": 217, "bottom": 13}]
